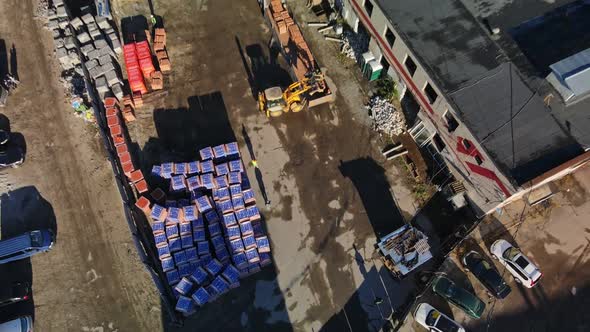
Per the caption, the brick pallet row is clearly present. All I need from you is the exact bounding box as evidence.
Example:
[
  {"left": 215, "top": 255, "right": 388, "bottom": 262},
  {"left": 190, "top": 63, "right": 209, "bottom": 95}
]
[{"left": 135, "top": 143, "right": 272, "bottom": 315}]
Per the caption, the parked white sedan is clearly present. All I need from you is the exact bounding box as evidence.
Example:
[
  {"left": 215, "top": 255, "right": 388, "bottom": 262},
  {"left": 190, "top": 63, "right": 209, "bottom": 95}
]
[
  {"left": 414, "top": 303, "right": 466, "bottom": 332},
  {"left": 490, "top": 239, "right": 542, "bottom": 288}
]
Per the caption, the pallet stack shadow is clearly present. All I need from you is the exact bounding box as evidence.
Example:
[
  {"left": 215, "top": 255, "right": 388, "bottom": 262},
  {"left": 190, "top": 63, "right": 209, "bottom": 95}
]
[{"left": 134, "top": 143, "right": 272, "bottom": 315}]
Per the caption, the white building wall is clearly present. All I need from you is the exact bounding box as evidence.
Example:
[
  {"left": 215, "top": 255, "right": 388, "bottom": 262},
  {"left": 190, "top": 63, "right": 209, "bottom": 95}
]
[{"left": 343, "top": 0, "right": 519, "bottom": 213}]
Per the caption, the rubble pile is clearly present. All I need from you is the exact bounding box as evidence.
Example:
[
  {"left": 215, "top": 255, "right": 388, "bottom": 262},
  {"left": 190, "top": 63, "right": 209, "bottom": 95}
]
[
  {"left": 366, "top": 96, "right": 406, "bottom": 136},
  {"left": 43, "top": 0, "right": 123, "bottom": 121},
  {"left": 340, "top": 28, "right": 369, "bottom": 61},
  {"left": 34, "top": 0, "right": 49, "bottom": 19}
]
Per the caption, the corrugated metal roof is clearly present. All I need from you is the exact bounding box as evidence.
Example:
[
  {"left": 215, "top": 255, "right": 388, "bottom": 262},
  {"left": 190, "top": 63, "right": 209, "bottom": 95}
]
[{"left": 550, "top": 47, "right": 590, "bottom": 79}]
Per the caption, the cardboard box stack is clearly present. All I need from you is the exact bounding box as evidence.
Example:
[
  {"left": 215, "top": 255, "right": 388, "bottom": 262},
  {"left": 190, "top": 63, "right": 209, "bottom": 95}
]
[{"left": 134, "top": 142, "right": 272, "bottom": 315}]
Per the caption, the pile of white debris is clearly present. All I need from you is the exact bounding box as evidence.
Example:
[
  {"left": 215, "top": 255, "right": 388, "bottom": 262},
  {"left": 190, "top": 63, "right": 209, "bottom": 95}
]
[
  {"left": 366, "top": 96, "right": 406, "bottom": 136},
  {"left": 340, "top": 28, "right": 369, "bottom": 61}
]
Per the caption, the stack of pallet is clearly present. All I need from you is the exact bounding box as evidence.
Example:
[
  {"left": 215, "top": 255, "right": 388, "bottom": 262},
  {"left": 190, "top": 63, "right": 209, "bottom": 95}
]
[
  {"left": 135, "top": 142, "right": 272, "bottom": 315},
  {"left": 123, "top": 43, "right": 148, "bottom": 95},
  {"left": 104, "top": 97, "right": 147, "bottom": 193},
  {"left": 154, "top": 28, "right": 171, "bottom": 73},
  {"left": 267, "top": 0, "right": 315, "bottom": 81}
]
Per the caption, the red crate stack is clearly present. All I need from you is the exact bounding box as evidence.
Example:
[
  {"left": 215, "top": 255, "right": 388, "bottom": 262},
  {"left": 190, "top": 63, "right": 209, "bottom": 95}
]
[
  {"left": 135, "top": 41, "right": 155, "bottom": 80},
  {"left": 123, "top": 43, "right": 147, "bottom": 95}
]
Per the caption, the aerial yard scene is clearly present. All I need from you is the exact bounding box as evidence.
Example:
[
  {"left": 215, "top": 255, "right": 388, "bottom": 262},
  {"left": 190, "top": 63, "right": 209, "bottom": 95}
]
[{"left": 0, "top": 0, "right": 590, "bottom": 331}]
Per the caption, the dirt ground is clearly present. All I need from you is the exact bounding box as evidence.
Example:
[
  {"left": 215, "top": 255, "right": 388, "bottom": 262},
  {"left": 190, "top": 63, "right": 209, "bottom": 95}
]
[
  {"left": 0, "top": 0, "right": 436, "bottom": 331},
  {"left": 400, "top": 165, "right": 590, "bottom": 332},
  {"left": 109, "top": 0, "right": 424, "bottom": 331},
  {"left": 0, "top": 0, "right": 161, "bottom": 330}
]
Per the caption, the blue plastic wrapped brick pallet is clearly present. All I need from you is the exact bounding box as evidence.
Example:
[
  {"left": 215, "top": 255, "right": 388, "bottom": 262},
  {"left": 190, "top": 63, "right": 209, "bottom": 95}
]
[{"left": 140, "top": 142, "right": 273, "bottom": 316}]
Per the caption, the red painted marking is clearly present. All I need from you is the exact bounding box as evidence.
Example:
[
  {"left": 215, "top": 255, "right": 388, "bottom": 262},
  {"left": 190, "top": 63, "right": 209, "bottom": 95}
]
[
  {"left": 350, "top": 0, "right": 511, "bottom": 200},
  {"left": 456, "top": 137, "right": 484, "bottom": 161},
  {"left": 466, "top": 162, "right": 511, "bottom": 197}
]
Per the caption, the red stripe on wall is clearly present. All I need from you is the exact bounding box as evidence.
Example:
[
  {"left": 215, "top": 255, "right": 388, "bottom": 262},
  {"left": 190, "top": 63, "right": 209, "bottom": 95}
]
[
  {"left": 466, "top": 162, "right": 511, "bottom": 197},
  {"left": 349, "top": 0, "right": 512, "bottom": 200},
  {"left": 349, "top": 0, "right": 435, "bottom": 115},
  {"left": 456, "top": 137, "right": 484, "bottom": 161}
]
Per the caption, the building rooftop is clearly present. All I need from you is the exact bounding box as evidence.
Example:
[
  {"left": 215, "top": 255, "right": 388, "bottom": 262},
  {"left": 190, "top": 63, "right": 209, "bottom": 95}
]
[
  {"left": 374, "top": 0, "right": 590, "bottom": 184},
  {"left": 448, "top": 63, "right": 582, "bottom": 184},
  {"left": 374, "top": 0, "right": 504, "bottom": 92}
]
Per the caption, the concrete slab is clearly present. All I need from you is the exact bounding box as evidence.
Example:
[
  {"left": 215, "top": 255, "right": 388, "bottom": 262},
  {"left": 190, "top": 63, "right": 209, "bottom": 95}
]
[{"left": 76, "top": 31, "right": 90, "bottom": 44}]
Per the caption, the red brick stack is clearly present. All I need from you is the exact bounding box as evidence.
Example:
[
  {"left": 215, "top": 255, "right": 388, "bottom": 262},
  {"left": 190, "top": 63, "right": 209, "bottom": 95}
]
[{"left": 123, "top": 44, "right": 148, "bottom": 95}]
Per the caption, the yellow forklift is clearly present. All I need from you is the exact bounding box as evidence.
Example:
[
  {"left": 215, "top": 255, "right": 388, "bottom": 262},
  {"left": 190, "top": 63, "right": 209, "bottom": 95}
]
[{"left": 258, "top": 71, "right": 326, "bottom": 117}]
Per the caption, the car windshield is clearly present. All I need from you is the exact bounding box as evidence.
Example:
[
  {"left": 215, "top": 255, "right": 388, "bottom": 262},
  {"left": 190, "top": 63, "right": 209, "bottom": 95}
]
[
  {"left": 435, "top": 315, "right": 460, "bottom": 332},
  {"left": 30, "top": 231, "right": 42, "bottom": 246},
  {"left": 425, "top": 309, "right": 439, "bottom": 326},
  {"left": 266, "top": 98, "right": 285, "bottom": 108},
  {"left": 503, "top": 247, "right": 520, "bottom": 260}
]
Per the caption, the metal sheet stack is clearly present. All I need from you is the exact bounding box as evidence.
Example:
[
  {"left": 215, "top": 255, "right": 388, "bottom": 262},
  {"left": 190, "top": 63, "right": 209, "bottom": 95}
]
[{"left": 136, "top": 142, "right": 272, "bottom": 315}]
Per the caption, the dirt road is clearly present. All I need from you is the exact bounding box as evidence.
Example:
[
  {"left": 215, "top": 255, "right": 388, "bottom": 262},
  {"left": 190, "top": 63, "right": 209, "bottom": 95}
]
[{"left": 0, "top": 0, "right": 161, "bottom": 330}]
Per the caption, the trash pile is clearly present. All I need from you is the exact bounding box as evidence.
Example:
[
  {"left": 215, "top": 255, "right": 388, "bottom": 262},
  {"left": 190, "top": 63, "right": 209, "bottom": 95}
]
[
  {"left": 366, "top": 96, "right": 406, "bottom": 136},
  {"left": 133, "top": 143, "right": 272, "bottom": 316},
  {"left": 43, "top": 0, "right": 123, "bottom": 122},
  {"left": 340, "top": 28, "right": 369, "bottom": 61}
]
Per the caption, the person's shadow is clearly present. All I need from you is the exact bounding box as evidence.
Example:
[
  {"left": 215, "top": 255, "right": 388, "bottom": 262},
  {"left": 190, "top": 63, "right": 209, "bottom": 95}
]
[
  {"left": 10, "top": 43, "right": 17, "bottom": 81},
  {"left": 241, "top": 124, "right": 270, "bottom": 205}
]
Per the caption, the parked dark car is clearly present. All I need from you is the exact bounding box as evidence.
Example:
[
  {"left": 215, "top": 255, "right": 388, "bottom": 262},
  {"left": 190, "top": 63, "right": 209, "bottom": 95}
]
[
  {"left": 432, "top": 275, "right": 486, "bottom": 318},
  {"left": 462, "top": 251, "right": 511, "bottom": 299},
  {"left": 0, "top": 130, "right": 24, "bottom": 168},
  {"left": 0, "top": 283, "right": 30, "bottom": 307}
]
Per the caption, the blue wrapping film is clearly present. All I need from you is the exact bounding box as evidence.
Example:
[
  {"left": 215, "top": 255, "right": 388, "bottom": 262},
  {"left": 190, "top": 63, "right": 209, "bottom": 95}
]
[
  {"left": 239, "top": 221, "right": 253, "bottom": 236},
  {"left": 161, "top": 256, "right": 175, "bottom": 272},
  {"left": 187, "top": 161, "right": 200, "bottom": 175},
  {"left": 199, "top": 146, "right": 214, "bottom": 160},
  {"left": 178, "top": 263, "right": 192, "bottom": 277},
  {"left": 215, "top": 162, "right": 229, "bottom": 176},
  {"left": 185, "top": 247, "right": 198, "bottom": 262},
  {"left": 193, "top": 228, "right": 206, "bottom": 242},
  {"left": 192, "top": 287, "right": 211, "bottom": 306},
  {"left": 200, "top": 159, "right": 214, "bottom": 173},
  {"left": 229, "top": 238, "right": 244, "bottom": 253},
  {"left": 245, "top": 248, "right": 260, "bottom": 263},
  {"left": 208, "top": 222, "right": 222, "bottom": 237},
  {"left": 181, "top": 234, "right": 193, "bottom": 249},
  {"left": 151, "top": 165, "right": 162, "bottom": 177},
  {"left": 174, "top": 277, "right": 193, "bottom": 295},
  {"left": 204, "top": 209, "right": 220, "bottom": 224},
  {"left": 190, "top": 266, "right": 209, "bottom": 285},
  {"left": 211, "top": 235, "right": 225, "bottom": 249},
  {"left": 242, "top": 234, "right": 256, "bottom": 249},
  {"left": 226, "top": 225, "right": 241, "bottom": 240},
  {"left": 179, "top": 222, "right": 192, "bottom": 235},
  {"left": 175, "top": 295, "right": 194, "bottom": 313},
  {"left": 196, "top": 241, "right": 210, "bottom": 255},
  {"left": 229, "top": 159, "right": 243, "bottom": 172},
  {"left": 154, "top": 233, "right": 167, "bottom": 246},
  {"left": 173, "top": 250, "right": 187, "bottom": 265},
  {"left": 205, "top": 258, "right": 224, "bottom": 276},
  {"left": 168, "top": 237, "right": 182, "bottom": 252},
  {"left": 166, "top": 269, "right": 180, "bottom": 285},
  {"left": 166, "top": 224, "right": 179, "bottom": 239},
  {"left": 157, "top": 243, "right": 171, "bottom": 258}
]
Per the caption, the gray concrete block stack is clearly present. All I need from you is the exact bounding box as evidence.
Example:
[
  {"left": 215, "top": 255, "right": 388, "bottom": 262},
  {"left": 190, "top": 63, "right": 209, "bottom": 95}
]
[{"left": 44, "top": 0, "right": 126, "bottom": 105}]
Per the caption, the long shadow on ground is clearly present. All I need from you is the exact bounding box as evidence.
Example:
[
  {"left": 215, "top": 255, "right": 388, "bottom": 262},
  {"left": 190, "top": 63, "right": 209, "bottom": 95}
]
[
  {"left": 0, "top": 186, "right": 57, "bottom": 322},
  {"left": 125, "top": 92, "right": 292, "bottom": 331},
  {"left": 338, "top": 157, "right": 405, "bottom": 240}
]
